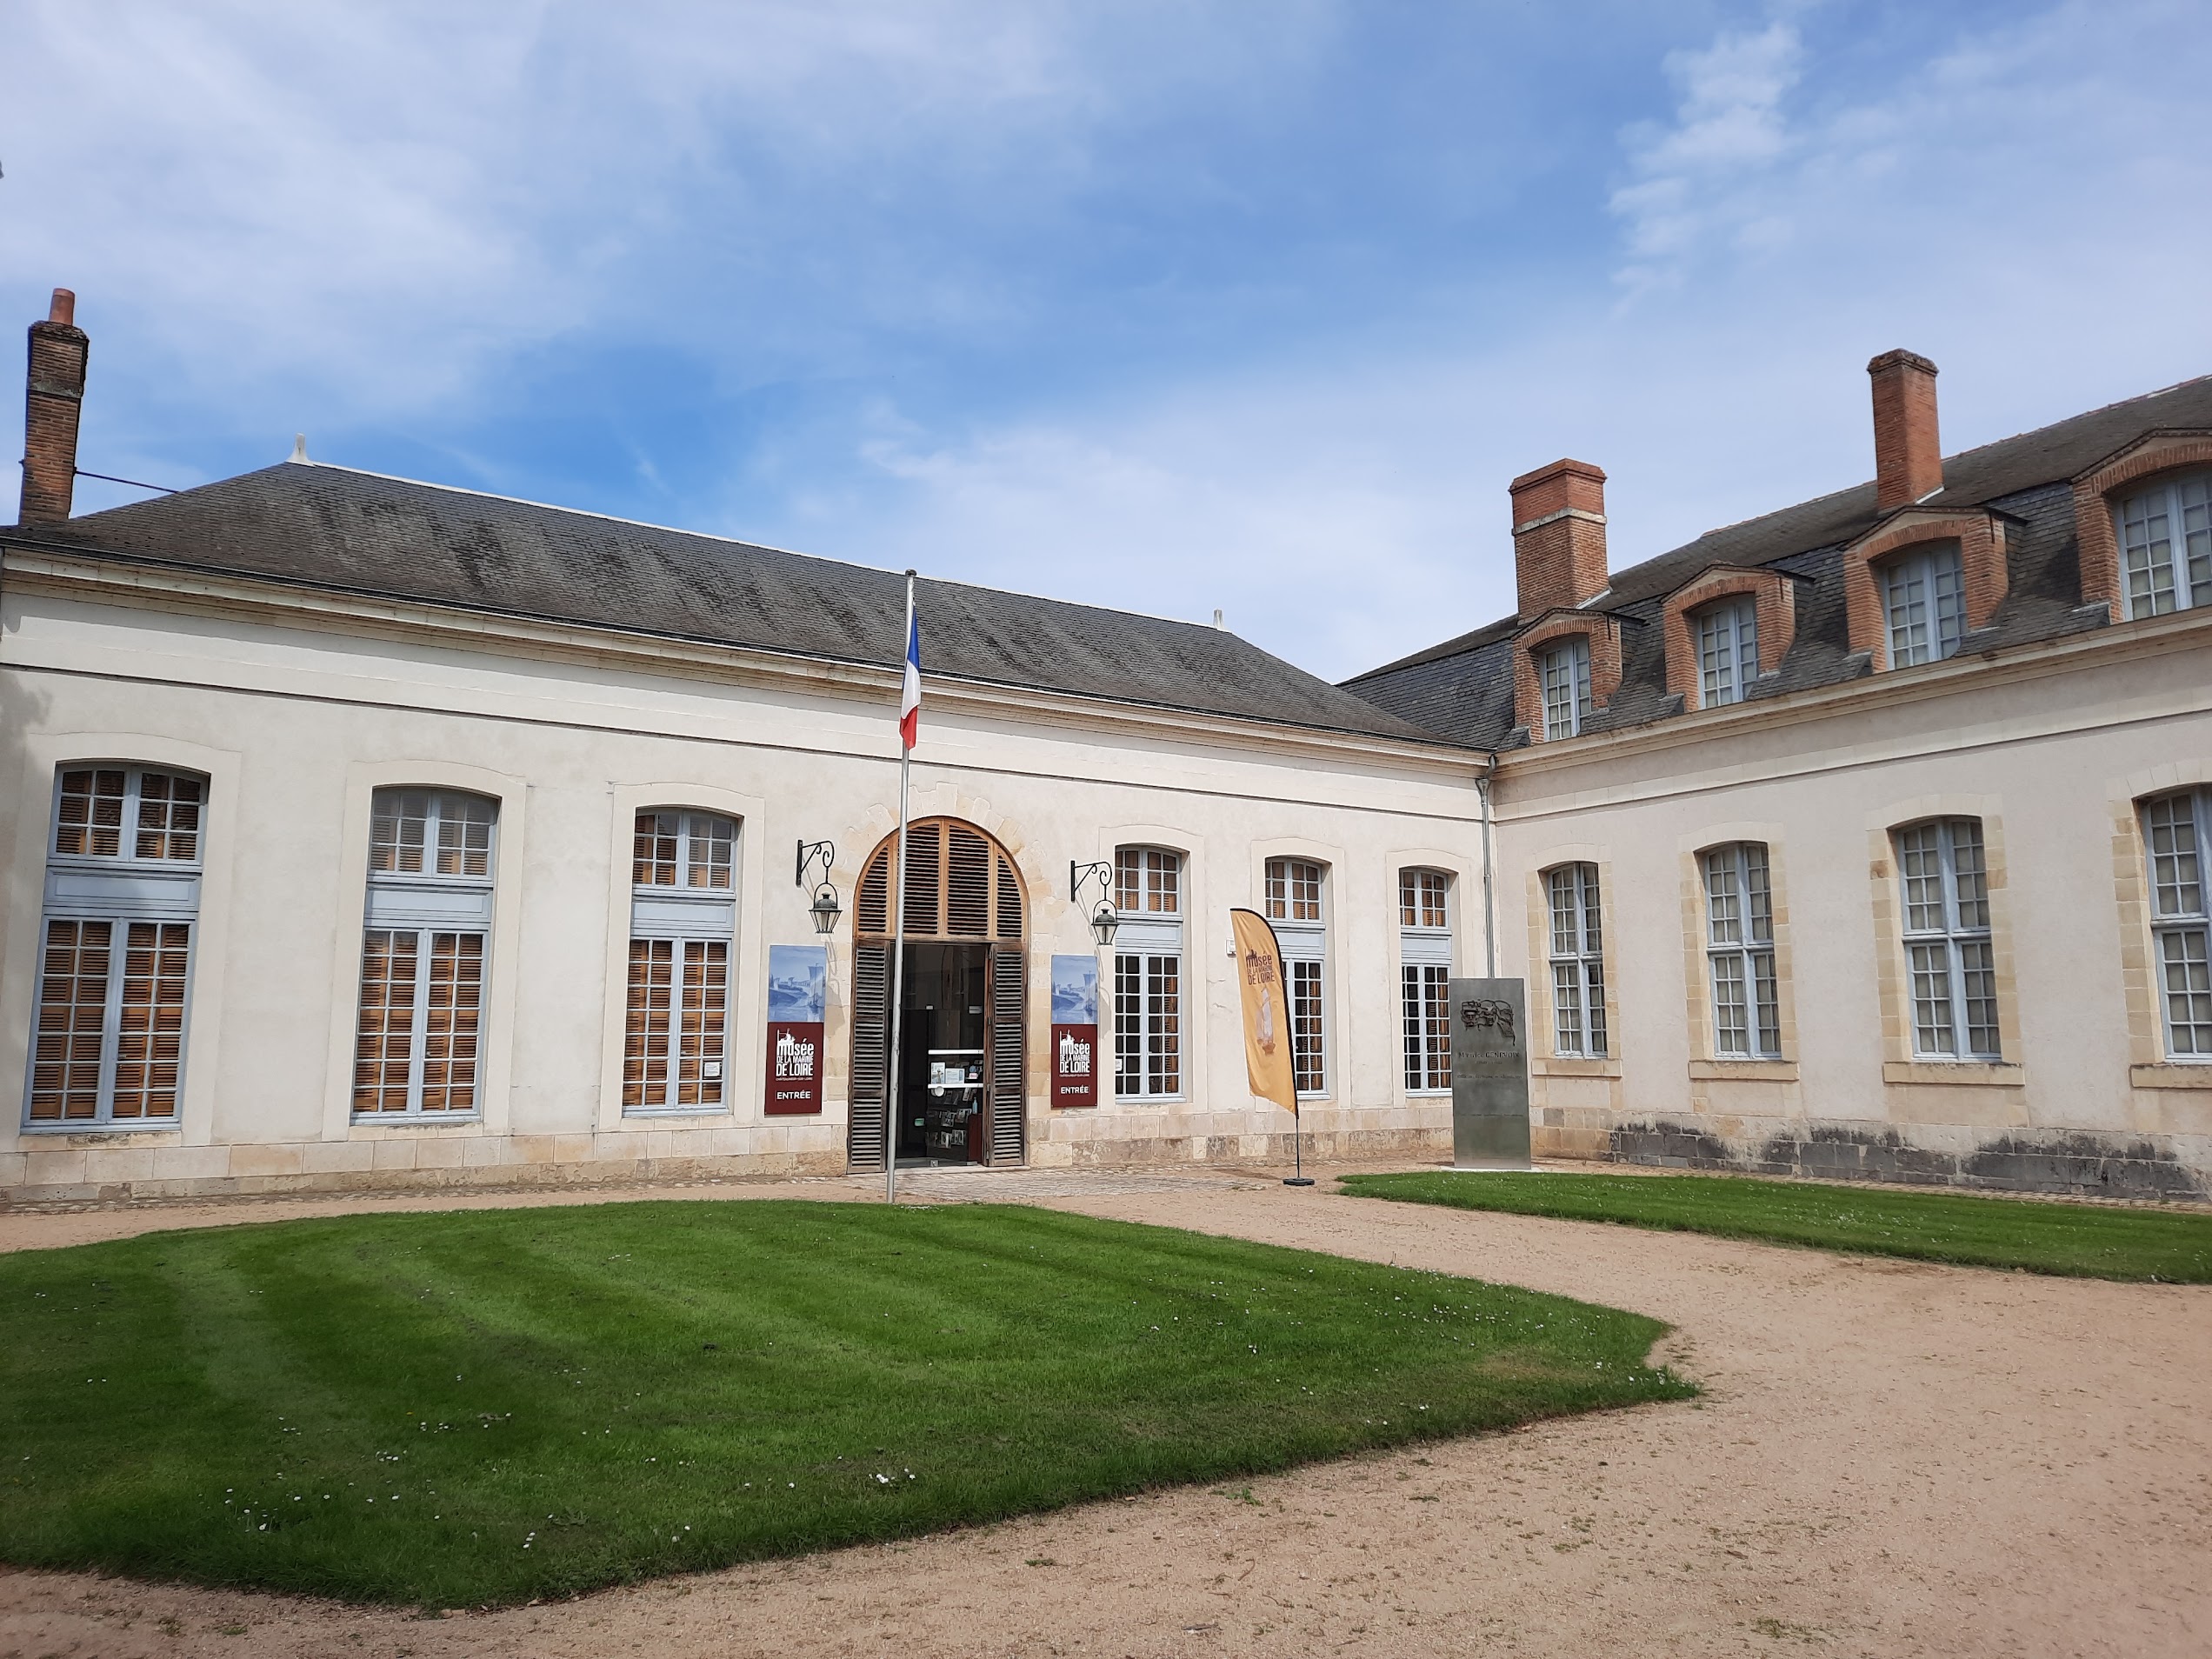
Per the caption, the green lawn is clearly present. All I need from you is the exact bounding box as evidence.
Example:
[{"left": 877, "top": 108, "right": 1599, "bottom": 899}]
[
  {"left": 0, "top": 1200, "right": 1689, "bottom": 1606},
  {"left": 1338, "top": 1170, "right": 2212, "bottom": 1282}
]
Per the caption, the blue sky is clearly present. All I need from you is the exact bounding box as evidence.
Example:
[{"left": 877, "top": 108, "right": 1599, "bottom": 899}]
[{"left": 4, "top": 0, "right": 2209, "bottom": 679}]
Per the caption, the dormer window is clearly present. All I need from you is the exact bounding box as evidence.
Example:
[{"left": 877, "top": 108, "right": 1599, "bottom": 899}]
[
  {"left": 2116, "top": 471, "right": 2211, "bottom": 617},
  {"left": 1881, "top": 543, "right": 1966, "bottom": 668},
  {"left": 1538, "top": 636, "right": 1592, "bottom": 739},
  {"left": 1695, "top": 596, "right": 1759, "bottom": 707}
]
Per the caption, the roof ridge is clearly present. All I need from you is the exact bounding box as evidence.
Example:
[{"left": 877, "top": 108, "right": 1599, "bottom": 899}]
[
  {"left": 232, "top": 461, "right": 1239, "bottom": 642},
  {"left": 1934, "top": 370, "right": 2212, "bottom": 473},
  {"left": 1344, "top": 367, "right": 2212, "bottom": 688}
]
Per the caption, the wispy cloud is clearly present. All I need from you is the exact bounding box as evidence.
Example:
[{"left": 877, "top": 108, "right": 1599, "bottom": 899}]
[
  {"left": 1610, "top": 18, "right": 1805, "bottom": 287},
  {"left": 4, "top": 2, "right": 2209, "bottom": 682}
]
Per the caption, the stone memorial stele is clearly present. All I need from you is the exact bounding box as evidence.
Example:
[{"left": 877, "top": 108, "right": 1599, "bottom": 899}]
[{"left": 1449, "top": 976, "right": 1533, "bottom": 1169}]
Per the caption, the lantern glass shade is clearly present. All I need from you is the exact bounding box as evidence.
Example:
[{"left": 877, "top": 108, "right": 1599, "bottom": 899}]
[
  {"left": 1089, "top": 902, "right": 1120, "bottom": 946},
  {"left": 810, "top": 883, "right": 843, "bottom": 935}
]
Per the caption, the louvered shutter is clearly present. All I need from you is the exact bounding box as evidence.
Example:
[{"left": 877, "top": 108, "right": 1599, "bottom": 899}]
[
  {"left": 995, "top": 851, "right": 1023, "bottom": 938},
  {"left": 902, "top": 823, "right": 941, "bottom": 934},
  {"left": 856, "top": 847, "right": 890, "bottom": 934},
  {"left": 847, "top": 942, "right": 890, "bottom": 1171},
  {"left": 948, "top": 823, "right": 990, "bottom": 936},
  {"left": 987, "top": 946, "right": 1026, "bottom": 1165}
]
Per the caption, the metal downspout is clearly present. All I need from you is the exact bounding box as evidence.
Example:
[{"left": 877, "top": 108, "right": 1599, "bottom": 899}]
[{"left": 1476, "top": 750, "right": 1499, "bottom": 976}]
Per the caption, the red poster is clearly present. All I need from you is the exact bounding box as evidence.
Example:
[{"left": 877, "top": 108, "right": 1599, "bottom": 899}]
[
  {"left": 765, "top": 1021, "right": 824, "bottom": 1115},
  {"left": 1051, "top": 1023, "right": 1097, "bottom": 1109}
]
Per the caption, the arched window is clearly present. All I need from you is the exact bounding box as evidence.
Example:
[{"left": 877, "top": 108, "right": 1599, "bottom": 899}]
[
  {"left": 1264, "top": 857, "right": 1329, "bottom": 1095},
  {"left": 1881, "top": 543, "right": 1966, "bottom": 668},
  {"left": 1544, "top": 862, "right": 1607, "bottom": 1057},
  {"left": 1538, "top": 636, "right": 1593, "bottom": 739},
  {"left": 1113, "top": 847, "right": 1183, "bottom": 1099},
  {"left": 624, "top": 810, "right": 739, "bottom": 1113},
  {"left": 1398, "top": 869, "right": 1451, "bottom": 1092},
  {"left": 1893, "top": 817, "right": 1998, "bottom": 1058},
  {"left": 26, "top": 764, "right": 205, "bottom": 1126},
  {"left": 2115, "top": 472, "right": 2212, "bottom": 617},
  {"left": 352, "top": 789, "right": 497, "bottom": 1118},
  {"left": 2141, "top": 790, "right": 2211, "bottom": 1058},
  {"left": 1701, "top": 843, "right": 1780, "bottom": 1058},
  {"left": 1694, "top": 597, "right": 1759, "bottom": 708}
]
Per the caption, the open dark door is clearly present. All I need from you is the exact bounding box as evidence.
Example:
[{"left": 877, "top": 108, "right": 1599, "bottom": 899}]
[{"left": 848, "top": 817, "right": 1029, "bottom": 1171}]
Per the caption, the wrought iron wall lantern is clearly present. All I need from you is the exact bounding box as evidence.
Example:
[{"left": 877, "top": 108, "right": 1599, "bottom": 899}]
[
  {"left": 1069, "top": 859, "right": 1121, "bottom": 946},
  {"left": 796, "top": 838, "right": 843, "bottom": 935}
]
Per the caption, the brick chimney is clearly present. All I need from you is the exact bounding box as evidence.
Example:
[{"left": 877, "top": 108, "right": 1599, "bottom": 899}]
[
  {"left": 1510, "top": 458, "right": 1609, "bottom": 620},
  {"left": 1868, "top": 349, "right": 1941, "bottom": 511},
  {"left": 18, "top": 289, "right": 90, "bottom": 526}
]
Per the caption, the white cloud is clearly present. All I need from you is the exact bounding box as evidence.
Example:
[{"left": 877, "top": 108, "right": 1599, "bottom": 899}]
[
  {"left": 5, "top": 1, "right": 2209, "bottom": 685},
  {"left": 0, "top": 0, "right": 1337, "bottom": 423},
  {"left": 772, "top": 0, "right": 2212, "bottom": 680},
  {"left": 1612, "top": 18, "right": 1804, "bottom": 282}
]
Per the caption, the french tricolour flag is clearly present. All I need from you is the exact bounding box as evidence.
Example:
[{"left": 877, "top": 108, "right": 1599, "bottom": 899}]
[{"left": 897, "top": 603, "right": 922, "bottom": 750}]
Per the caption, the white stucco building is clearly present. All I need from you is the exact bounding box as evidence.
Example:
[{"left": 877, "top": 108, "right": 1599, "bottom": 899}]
[{"left": 4, "top": 291, "right": 2209, "bottom": 1203}]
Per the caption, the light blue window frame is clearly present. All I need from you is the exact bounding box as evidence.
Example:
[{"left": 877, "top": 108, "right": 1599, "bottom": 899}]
[{"left": 1881, "top": 543, "right": 1967, "bottom": 668}]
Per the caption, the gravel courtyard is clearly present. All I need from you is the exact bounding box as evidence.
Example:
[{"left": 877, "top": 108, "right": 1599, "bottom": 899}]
[{"left": 1, "top": 1166, "right": 2204, "bottom": 1658}]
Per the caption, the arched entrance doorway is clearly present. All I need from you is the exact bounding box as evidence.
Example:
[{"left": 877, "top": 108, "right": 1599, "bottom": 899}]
[{"left": 847, "top": 817, "right": 1028, "bottom": 1171}]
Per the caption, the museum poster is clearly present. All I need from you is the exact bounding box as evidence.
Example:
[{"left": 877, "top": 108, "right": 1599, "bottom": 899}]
[
  {"left": 1049, "top": 954, "right": 1099, "bottom": 1109},
  {"left": 764, "top": 943, "right": 827, "bottom": 1115}
]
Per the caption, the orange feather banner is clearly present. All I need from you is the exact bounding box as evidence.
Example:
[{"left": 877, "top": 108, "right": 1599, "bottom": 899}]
[{"left": 1229, "top": 908, "right": 1297, "bottom": 1114}]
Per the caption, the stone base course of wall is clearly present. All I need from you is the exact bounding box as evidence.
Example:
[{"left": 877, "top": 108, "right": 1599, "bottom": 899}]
[
  {"left": 1536, "top": 1114, "right": 2209, "bottom": 1203},
  {"left": 1038, "top": 1124, "right": 1449, "bottom": 1171},
  {"left": 0, "top": 1123, "right": 1454, "bottom": 1210}
]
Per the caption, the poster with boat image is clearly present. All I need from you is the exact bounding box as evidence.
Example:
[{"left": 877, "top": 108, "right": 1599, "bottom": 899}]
[
  {"left": 764, "top": 943, "right": 827, "bottom": 1115},
  {"left": 1050, "top": 953, "right": 1098, "bottom": 1109}
]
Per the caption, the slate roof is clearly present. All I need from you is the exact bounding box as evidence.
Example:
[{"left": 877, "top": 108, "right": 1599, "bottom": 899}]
[
  {"left": 16, "top": 461, "right": 1441, "bottom": 747},
  {"left": 1342, "top": 372, "right": 2212, "bottom": 749}
]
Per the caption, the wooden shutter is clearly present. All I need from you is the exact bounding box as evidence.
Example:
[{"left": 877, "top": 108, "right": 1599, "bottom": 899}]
[
  {"left": 110, "top": 921, "right": 190, "bottom": 1119},
  {"left": 419, "top": 932, "right": 484, "bottom": 1112},
  {"left": 996, "top": 851, "right": 1023, "bottom": 939},
  {"left": 902, "top": 823, "right": 941, "bottom": 935},
  {"left": 354, "top": 930, "right": 419, "bottom": 1113},
  {"left": 848, "top": 942, "right": 890, "bottom": 1170},
  {"left": 679, "top": 941, "right": 729, "bottom": 1106},
  {"left": 987, "top": 946, "right": 1026, "bottom": 1165},
  {"left": 623, "top": 938, "right": 674, "bottom": 1109},
  {"left": 947, "top": 823, "right": 990, "bottom": 936},
  {"left": 30, "top": 919, "right": 111, "bottom": 1122},
  {"left": 857, "top": 847, "right": 890, "bottom": 934}
]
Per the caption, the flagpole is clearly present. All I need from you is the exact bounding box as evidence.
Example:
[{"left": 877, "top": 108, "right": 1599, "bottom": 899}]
[{"left": 885, "top": 570, "right": 916, "bottom": 1204}]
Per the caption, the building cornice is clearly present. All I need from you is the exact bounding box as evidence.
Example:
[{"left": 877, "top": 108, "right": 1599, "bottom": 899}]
[{"left": 0, "top": 542, "right": 1480, "bottom": 778}]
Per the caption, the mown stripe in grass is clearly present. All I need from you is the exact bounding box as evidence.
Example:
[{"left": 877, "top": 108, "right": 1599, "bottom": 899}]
[
  {"left": 0, "top": 1200, "right": 1690, "bottom": 1606},
  {"left": 1337, "top": 1170, "right": 2212, "bottom": 1282}
]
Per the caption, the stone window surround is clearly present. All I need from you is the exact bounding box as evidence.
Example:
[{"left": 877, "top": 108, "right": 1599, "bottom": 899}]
[
  {"left": 1089, "top": 819, "right": 1206, "bottom": 1111},
  {"left": 2073, "top": 431, "right": 2212, "bottom": 622},
  {"left": 1251, "top": 836, "right": 1348, "bottom": 1104},
  {"left": 3, "top": 732, "right": 243, "bottom": 1154},
  {"left": 318, "top": 759, "right": 530, "bottom": 1144},
  {"left": 1863, "top": 795, "right": 2026, "bottom": 1089},
  {"left": 2109, "top": 759, "right": 2212, "bottom": 1090},
  {"left": 1522, "top": 847, "right": 1622, "bottom": 1079},
  {"left": 1110, "top": 841, "right": 1191, "bottom": 1105},
  {"left": 1675, "top": 823, "right": 1801, "bottom": 1083},
  {"left": 1389, "top": 847, "right": 1474, "bottom": 1103},
  {"left": 1841, "top": 510, "right": 2010, "bottom": 671},
  {"left": 1659, "top": 565, "right": 1800, "bottom": 711},
  {"left": 1511, "top": 610, "right": 1625, "bottom": 743},
  {"left": 592, "top": 781, "right": 768, "bottom": 1135}
]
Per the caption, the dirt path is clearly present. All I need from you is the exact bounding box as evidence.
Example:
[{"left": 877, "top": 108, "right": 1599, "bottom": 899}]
[{"left": 2, "top": 1170, "right": 2206, "bottom": 1657}]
